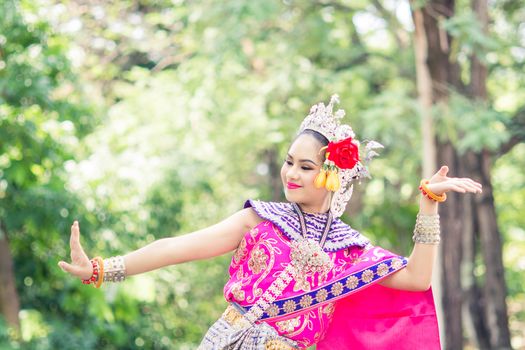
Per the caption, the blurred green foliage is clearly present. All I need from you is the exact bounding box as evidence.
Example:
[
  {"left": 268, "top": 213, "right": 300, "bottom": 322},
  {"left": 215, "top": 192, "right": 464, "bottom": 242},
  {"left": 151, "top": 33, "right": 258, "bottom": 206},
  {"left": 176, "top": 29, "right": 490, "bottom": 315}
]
[{"left": 0, "top": 0, "right": 523, "bottom": 348}]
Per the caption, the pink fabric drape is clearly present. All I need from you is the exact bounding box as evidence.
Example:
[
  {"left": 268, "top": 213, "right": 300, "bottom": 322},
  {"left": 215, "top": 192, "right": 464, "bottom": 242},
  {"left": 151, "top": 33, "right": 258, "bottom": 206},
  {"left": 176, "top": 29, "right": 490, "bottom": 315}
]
[{"left": 317, "top": 284, "right": 441, "bottom": 349}]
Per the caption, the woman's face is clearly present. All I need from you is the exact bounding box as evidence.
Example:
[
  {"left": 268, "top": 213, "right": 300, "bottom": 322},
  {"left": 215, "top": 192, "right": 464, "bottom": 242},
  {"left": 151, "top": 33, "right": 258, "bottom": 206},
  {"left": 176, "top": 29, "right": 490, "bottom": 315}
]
[{"left": 280, "top": 134, "right": 331, "bottom": 213}]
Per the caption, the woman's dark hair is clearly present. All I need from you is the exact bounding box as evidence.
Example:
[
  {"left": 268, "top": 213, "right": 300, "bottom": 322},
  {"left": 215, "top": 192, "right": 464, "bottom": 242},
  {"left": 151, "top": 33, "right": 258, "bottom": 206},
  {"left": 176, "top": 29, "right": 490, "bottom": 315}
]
[
  {"left": 297, "top": 129, "right": 329, "bottom": 147},
  {"left": 293, "top": 129, "right": 329, "bottom": 162}
]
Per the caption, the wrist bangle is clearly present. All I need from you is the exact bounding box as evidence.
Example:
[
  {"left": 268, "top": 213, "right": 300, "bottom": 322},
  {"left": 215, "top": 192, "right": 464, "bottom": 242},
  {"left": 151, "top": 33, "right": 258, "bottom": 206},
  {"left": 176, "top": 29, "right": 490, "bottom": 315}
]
[
  {"left": 419, "top": 180, "right": 446, "bottom": 202},
  {"left": 412, "top": 213, "right": 440, "bottom": 244},
  {"left": 93, "top": 256, "right": 104, "bottom": 288},
  {"left": 82, "top": 258, "right": 100, "bottom": 286},
  {"left": 103, "top": 256, "right": 126, "bottom": 283}
]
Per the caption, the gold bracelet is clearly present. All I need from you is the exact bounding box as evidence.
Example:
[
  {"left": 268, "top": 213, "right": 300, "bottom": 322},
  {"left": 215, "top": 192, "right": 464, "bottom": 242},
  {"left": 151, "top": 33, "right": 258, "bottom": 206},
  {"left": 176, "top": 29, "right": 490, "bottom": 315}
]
[
  {"left": 103, "top": 256, "right": 126, "bottom": 283},
  {"left": 419, "top": 180, "right": 446, "bottom": 202},
  {"left": 412, "top": 213, "right": 440, "bottom": 244}
]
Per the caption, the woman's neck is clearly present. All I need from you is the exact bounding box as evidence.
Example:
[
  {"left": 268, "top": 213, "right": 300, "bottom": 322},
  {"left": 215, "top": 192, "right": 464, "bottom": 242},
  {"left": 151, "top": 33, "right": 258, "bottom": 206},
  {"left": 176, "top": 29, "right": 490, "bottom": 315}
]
[{"left": 296, "top": 196, "right": 331, "bottom": 215}]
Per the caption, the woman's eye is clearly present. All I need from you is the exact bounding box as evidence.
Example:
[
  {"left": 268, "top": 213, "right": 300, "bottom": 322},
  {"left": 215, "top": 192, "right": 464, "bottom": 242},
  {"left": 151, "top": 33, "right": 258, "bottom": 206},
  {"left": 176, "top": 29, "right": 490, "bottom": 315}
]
[{"left": 283, "top": 160, "right": 311, "bottom": 170}]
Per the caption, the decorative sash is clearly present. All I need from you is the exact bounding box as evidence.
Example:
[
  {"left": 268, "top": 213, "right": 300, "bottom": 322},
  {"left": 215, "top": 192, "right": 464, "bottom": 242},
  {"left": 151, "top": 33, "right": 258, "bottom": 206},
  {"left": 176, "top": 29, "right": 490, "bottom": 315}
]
[{"left": 241, "top": 253, "right": 407, "bottom": 321}]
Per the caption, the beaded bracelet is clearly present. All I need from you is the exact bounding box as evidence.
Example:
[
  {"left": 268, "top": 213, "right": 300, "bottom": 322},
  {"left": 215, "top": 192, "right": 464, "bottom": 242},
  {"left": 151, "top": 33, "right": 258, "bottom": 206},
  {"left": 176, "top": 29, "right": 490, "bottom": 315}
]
[
  {"left": 82, "top": 257, "right": 105, "bottom": 288},
  {"left": 419, "top": 180, "right": 446, "bottom": 202},
  {"left": 82, "top": 258, "right": 100, "bottom": 286}
]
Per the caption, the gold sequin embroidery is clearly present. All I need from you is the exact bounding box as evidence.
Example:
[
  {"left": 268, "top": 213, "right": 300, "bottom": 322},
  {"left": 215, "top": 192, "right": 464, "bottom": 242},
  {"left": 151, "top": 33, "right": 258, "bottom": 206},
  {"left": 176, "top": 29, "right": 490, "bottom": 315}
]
[
  {"left": 233, "top": 238, "right": 248, "bottom": 264},
  {"left": 248, "top": 246, "right": 268, "bottom": 274},
  {"left": 283, "top": 300, "right": 297, "bottom": 313},
  {"left": 299, "top": 295, "right": 313, "bottom": 308},
  {"left": 266, "top": 304, "right": 279, "bottom": 317},
  {"left": 391, "top": 258, "right": 403, "bottom": 270},
  {"left": 345, "top": 275, "right": 359, "bottom": 289},
  {"left": 377, "top": 263, "right": 389, "bottom": 276},
  {"left": 316, "top": 289, "right": 328, "bottom": 302},
  {"left": 331, "top": 282, "right": 343, "bottom": 296},
  {"left": 293, "top": 275, "right": 312, "bottom": 293},
  {"left": 231, "top": 283, "right": 245, "bottom": 301},
  {"left": 322, "top": 302, "right": 335, "bottom": 317},
  {"left": 276, "top": 316, "right": 301, "bottom": 333},
  {"left": 362, "top": 269, "right": 374, "bottom": 283}
]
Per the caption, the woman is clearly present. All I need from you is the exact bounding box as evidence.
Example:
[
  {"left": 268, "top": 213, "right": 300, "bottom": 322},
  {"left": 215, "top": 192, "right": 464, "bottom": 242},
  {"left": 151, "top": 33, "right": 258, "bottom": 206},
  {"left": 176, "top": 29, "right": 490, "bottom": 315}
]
[{"left": 59, "top": 95, "right": 482, "bottom": 349}]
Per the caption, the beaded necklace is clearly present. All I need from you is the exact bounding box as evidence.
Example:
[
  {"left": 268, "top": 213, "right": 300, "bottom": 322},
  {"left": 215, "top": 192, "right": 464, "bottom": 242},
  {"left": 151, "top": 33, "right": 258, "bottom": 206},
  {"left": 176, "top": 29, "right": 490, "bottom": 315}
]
[{"left": 290, "top": 203, "right": 334, "bottom": 275}]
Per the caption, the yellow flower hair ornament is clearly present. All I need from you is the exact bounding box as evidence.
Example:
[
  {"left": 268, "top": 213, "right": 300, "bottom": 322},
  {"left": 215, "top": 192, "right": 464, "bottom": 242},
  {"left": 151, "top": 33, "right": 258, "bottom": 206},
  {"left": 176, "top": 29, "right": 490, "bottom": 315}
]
[{"left": 315, "top": 148, "right": 341, "bottom": 192}]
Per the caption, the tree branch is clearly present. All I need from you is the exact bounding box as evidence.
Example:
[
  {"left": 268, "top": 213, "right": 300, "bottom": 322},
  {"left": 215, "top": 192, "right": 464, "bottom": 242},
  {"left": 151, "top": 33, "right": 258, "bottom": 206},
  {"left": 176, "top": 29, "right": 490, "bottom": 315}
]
[
  {"left": 370, "top": 0, "right": 407, "bottom": 49},
  {"left": 498, "top": 106, "right": 525, "bottom": 156}
]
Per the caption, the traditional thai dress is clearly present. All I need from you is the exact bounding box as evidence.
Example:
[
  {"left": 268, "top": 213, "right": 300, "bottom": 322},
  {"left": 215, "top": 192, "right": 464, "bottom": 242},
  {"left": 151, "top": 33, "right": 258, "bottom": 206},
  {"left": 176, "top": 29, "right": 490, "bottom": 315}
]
[{"left": 199, "top": 200, "right": 441, "bottom": 349}]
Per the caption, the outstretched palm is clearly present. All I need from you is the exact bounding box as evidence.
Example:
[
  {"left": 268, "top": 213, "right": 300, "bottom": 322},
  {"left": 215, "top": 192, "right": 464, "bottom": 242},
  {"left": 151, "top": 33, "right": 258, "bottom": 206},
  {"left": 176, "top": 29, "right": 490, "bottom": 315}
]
[
  {"left": 427, "top": 166, "right": 482, "bottom": 196},
  {"left": 58, "top": 221, "right": 92, "bottom": 280}
]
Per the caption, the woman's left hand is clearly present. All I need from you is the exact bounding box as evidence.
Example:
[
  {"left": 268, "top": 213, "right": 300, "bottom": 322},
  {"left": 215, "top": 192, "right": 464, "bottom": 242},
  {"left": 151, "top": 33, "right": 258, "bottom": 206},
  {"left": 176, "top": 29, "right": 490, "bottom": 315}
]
[{"left": 426, "top": 165, "right": 482, "bottom": 196}]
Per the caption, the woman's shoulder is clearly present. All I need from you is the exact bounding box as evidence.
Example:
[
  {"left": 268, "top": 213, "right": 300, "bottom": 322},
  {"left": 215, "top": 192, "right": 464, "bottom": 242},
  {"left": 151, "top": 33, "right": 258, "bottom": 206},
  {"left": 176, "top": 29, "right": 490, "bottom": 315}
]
[
  {"left": 241, "top": 199, "right": 292, "bottom": 230},
  {"left": 239, "top": 206, "right": 265, "bottom": 231},
  {"left": 243, "top": 199, "right": 293, "bottom": 217}
]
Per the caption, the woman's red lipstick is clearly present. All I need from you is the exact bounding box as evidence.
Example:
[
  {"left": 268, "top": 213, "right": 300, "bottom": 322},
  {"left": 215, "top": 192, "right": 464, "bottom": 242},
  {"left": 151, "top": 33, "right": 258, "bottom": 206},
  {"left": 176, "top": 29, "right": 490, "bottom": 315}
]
[{"left": 287, "top": 182, "right": 302, "bottom": 189}]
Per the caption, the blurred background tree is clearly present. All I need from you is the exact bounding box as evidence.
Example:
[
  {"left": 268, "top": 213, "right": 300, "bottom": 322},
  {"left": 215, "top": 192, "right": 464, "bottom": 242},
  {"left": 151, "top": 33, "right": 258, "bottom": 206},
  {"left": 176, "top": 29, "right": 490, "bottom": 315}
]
[{"left": 0, "top": 0, "right": 523, "bottom": 349}]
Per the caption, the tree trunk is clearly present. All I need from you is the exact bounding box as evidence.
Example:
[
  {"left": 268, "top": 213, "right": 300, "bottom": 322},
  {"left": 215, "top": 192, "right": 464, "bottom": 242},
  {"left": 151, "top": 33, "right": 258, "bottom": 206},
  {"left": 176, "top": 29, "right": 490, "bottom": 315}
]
[
  {"left": 467, "top": 1, "right": 512, "bottom": 348},
  {"left": 413, "top": 1, "right": 466, "bottom": 348},
  {"left": 471, "top": 151, "right": 512, "bottom": 349},
  {"left": 437, "top": 142, "right": 464, "bottom": 350},
  {"left": 410, "top": 0, "right": 512, "bottom": 348},
  {"left": 461, "top": 156, "right": 491, "bottom": 349},
  {"left": 411, "top": 6, "right": 445, "bottom": 344},
  {"left": 0, "top": 221, "right": 20, "bottom": 329}
]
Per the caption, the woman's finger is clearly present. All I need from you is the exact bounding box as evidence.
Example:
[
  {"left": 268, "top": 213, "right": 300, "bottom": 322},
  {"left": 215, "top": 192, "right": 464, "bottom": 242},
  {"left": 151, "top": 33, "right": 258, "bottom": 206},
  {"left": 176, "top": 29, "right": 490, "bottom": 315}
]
[
  {"left": 427, "top": 177, "right": 483, "bottom": 195},
  {"left": 458, "top": 177, "right": 482, "bottom": 188},
  {"left": 449, "top": 184, "right": 466, "bottom": 193},
  {"left": 70, "top": 221, "right": 83, "bottom": 252},
  {"left": 464, "top": 183, "right": 481, "bottom": 193},
  {"left": 455, "top": 179, "right": 482, "bottom": 193},
  {"left": 69, "top": 221, "right": 90, "bottom": 265},
  {"left": 453, "top": 178, "right": 482, "bottom": 192}
]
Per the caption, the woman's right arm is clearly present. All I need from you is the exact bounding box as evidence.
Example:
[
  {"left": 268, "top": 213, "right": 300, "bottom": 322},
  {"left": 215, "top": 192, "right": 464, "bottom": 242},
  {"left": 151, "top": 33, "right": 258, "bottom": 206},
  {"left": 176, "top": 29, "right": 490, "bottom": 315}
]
[{"left": 58, "top": 207, "right": 262, "bottom": 280}]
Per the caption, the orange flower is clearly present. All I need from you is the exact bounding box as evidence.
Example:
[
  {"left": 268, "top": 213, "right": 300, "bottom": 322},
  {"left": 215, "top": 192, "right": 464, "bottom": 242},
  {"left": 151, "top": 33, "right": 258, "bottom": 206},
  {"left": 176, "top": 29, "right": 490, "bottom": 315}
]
[
  {"left": 325, "top": 170, "right": 340, "bottom": 192},
  {"left": 314, "top": 169, "right": 327, "bottom": 188}
]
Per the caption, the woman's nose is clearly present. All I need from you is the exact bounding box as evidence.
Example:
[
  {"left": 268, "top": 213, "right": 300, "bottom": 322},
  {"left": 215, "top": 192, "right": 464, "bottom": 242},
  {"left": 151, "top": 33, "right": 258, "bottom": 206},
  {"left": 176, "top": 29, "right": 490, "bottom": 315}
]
[{"left": 286, "top": 166, "right": 299, "bottom": 180}]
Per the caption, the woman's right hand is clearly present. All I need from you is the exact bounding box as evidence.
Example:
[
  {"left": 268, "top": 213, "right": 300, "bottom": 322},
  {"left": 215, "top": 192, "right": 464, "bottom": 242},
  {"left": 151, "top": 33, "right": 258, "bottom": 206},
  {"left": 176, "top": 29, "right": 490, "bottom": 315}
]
[{"left": 58, "top": 221, "right": 93, "bottom": 280}]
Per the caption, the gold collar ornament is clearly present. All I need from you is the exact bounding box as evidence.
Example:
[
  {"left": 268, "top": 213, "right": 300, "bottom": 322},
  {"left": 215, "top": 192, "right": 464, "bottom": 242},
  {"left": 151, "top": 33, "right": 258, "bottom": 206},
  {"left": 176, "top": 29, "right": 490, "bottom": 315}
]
[{"left": 290, "top": 203, "right": 334, "bottom": 275}]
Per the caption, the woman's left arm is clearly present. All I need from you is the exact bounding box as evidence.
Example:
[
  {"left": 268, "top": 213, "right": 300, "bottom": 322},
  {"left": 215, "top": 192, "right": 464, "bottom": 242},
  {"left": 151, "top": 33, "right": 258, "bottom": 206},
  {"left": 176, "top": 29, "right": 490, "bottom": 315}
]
[{"left": 379, "top": 165, "right": 482, "bottom": 291}]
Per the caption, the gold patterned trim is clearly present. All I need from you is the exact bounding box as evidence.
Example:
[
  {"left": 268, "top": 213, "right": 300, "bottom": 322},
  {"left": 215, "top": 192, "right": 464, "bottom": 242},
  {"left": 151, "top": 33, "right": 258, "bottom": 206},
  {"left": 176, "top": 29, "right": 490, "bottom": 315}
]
[
  {"left": 345, "top": 275, "right": 359, "bottom": 289},
  {"left": 253, "top": 256, "right": 408, "bottom": 321},
  {"left": 299, "top": 295, "right": 312, "bottom": 308},
  {"left": 377, "top": 263, "right": 389, "bottom": 276},
  {"left": 361, "top": 269, "right": 374, "bottom": 283},
  {"left": 331, "top": 282, "right": 344, "bottom": 296},
  {"left": 316, "top": 288, "right": 328, "bottom": 302},
  {"left": 222, "top": 304, "right": 251, "bottom": 329},
  {"left": 221, "top": 305, "right": 297, "bottom": 350}
]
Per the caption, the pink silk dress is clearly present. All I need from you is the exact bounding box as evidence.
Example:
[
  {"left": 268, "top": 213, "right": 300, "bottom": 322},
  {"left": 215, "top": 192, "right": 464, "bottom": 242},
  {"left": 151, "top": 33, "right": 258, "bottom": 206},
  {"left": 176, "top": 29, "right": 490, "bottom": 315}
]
[{"left": 223, "top": 200, "right": 440, "bottom": 349}]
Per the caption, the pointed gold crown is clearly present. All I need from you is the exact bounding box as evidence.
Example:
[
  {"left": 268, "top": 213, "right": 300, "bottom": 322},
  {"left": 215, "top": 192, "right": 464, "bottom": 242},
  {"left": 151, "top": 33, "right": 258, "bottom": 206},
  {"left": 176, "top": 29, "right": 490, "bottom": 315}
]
[{"left": 298, "top": 94, "right": 355, "bottom": 142}]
